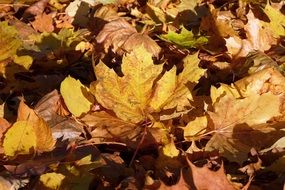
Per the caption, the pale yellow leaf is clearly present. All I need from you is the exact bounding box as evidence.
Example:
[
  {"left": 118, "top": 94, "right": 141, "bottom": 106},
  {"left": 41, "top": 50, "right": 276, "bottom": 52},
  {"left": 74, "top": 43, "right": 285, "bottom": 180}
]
[
  {"left": 210, "top": 84, "right": 241, "bottom": 104},
  {"left": 184, "top": 116, "right": 207, "bottom": 140},
  {"left": 39, "top": 172, "right": 65, "bottom": 190},
  {"left": 13, "top": 55, "right": 33, "bottom": 70},
  {"left": 121, "top": 46, "right": 163, "bottom": 109},
  {"left": 162, "top": 138, "right": 179, "bottom": 158},
  {"left": 163, "top": 52, "right": 205, "bottom": 111},
  {"left": 149, "top": 66, "right": 177, "bottom": 111},
  {"left": 17, "top": 100, "right": 55, "bottom": 153},
  {"left": 60, "top": 76, "right": 95, "bottom": 117},
  {"left": 3, "top": 121, "right": 36, "bottom": 157},
  {"left": 263, "top": 3, "right": 285, "bottom": 37}
]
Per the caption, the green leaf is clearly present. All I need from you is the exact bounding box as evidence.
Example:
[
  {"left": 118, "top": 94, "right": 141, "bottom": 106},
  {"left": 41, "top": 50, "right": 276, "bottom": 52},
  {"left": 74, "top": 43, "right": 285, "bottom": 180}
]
[{"left": 160, "top": 26, "right": 208, "bottom": 48}]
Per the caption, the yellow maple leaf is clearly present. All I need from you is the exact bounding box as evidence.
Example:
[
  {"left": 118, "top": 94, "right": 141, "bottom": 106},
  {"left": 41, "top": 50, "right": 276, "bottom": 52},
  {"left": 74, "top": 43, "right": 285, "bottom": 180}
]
[
  {"left": 154, "top": 52, "right": 205, "bottom": 111},
  {"left": 92, "top": 47, "right": 205, "bottom": 122},
  {"left": 184, "top": 116, "right": 208, "bottom": 140},
  {"left": 60, "top": 76, "right": 95, "bottom": 117},
  {"left": 263, "top": 3, "right": 285, "bottom": 37},
  {"left": 92, "top": 46, "right": 163, "bottom": 123}
]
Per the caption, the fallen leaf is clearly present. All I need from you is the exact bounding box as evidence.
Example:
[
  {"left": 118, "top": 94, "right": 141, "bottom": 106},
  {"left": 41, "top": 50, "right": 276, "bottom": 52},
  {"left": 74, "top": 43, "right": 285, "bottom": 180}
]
[
  {"left": 3, "top": 121, "right": 37, "bottom": 157},
  {"left": 96, "top": 18, "right": 161, "bottom": 57},
  {"left": 60, "top": 76, "right": 95, "bottom": 117},
  {"left": 206, "top": 92, "right": 281, "bottom": 162},
  {"left": 225, "top": 10, "right": 276, "bottom": 58},
  {"left": 0, "top": 21, "right": 21, "bottom": 62},
  {"left": 157, "top": 52, "right": 205, "bottom": 111},
  {"left": 263, "top": 3, "right": 285, "bottom": 37},
  {"left": 24, "top": 0, "right": 49, "bottom": 16},
  {"left": 184, "top": 116, "right": 207, "bottom": 140},
  {"left": 162, "top": 137, "right": 180, "bottom": 158},
  {"left": 92, "top": 46, "right": 163, "bottom": 123},
  {"left": 31, "top": 13, "right": 55, "bottom": 33},
  {"left": 17, "top": 100, "right": 55, "bottom": 153},
  {"left": 38, "top": 172, "right": 65, "bottom": 190},
  {"left": 186, "top": 158, "right": 236, "bottom": 190},
  {"left": 160, "top": 26, "right": 208, "bottom": 48},
  {"left": 81, "top": 111, "right": 141, "bottom": 146}
]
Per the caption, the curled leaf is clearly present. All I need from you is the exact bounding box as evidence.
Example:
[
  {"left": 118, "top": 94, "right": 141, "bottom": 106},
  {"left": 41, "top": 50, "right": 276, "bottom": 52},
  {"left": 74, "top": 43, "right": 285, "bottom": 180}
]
[{"left": 96, "top": 18, "right": 161, "bottom": 57}]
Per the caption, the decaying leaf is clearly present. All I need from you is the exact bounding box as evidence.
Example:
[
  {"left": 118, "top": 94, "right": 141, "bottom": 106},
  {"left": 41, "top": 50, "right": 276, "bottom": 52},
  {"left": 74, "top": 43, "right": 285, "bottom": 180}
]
[
  {"left": 205, "top": 68, "right": 285, "bottom": 162},
  {"left": 60, "top": 76, "right": 95, "bottom": 117},
  {"left": 96, "top": 18, "right": 161, "bottom": 57},
  {"left": 31, "top": 13, "right": 55, "bottom": 33},
  {"left": 186, "top": 158, "right": 236, "bottom": 190},
  {"left": 225, "top": 10, "right": 277, "bottom": 58},
  {"left": 81, "top": 111, "right": 141, "bottom": 145}
]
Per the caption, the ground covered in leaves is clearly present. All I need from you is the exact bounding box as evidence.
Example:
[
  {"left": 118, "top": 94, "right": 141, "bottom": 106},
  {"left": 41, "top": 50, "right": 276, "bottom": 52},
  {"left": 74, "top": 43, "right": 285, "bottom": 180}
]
[{"left": 0, "top": 0, "right": 285, "bottom": 189}]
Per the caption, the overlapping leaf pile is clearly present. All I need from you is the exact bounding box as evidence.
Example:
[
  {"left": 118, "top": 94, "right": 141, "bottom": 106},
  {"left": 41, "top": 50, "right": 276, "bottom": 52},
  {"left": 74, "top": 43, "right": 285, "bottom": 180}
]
[{"left": 0, "top": 0, "right": 285, "bottom": 189}]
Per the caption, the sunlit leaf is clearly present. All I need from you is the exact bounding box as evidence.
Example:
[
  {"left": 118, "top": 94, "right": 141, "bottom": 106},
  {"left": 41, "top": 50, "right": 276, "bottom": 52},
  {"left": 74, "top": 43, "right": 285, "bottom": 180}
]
[
  {"left": 160, "top": 26, "right": 208, "bottom": 48},
  {"left": 206, "top": 92, "right": 281, "bottom": 162},
  {"left": 17, "top": 100, "right": 55, "bottom": 153},
  {"left": 3, "top": 121, "right": 36, "bottom": 157},
  {"left": 162, "top": 52, "right": 205, "bottom": 111},
  {"left": 39, "top": 172, "right": 65, "bottom": 190},
  {"left": 96, "top": 18, "right": 161, "bottom": 57},
  {"left": 263, "top": 3, "right": 285, "bottom": 37},
  {"left": 162, "top": 137, "right": 180, "bottom": 158},
  {"left": 92, "top": 46, "right": 163, "bottom": 123},
  {"left": 60, "top": 76, "right": 95, "bottom": 117},
  {"left": 184, "top": 116, "right": 207, "bottom": 140}
]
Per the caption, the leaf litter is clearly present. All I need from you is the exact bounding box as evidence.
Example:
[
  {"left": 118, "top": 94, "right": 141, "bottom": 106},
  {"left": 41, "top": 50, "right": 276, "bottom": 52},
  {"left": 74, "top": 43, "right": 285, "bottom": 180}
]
[{"left": 0, "top": 0, "right": 285, "bottom": 189}]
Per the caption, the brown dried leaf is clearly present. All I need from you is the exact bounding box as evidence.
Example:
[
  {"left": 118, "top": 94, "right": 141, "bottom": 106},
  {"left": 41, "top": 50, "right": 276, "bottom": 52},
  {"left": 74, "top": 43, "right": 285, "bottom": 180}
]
[
  {"left": 96, "top": 18, "right": 161, "bottom": 57},
  {"left": 34, "top": 90, "right": 82, "bottom": 141},
  {"left": 157, "top": 172, "right": 190, "bottom": 190},
  {"left": 24, "top": 0, "right": 50, "bottom": 16},
  {"left": 81, "top": 111, "right": 141, "bottom": 146},
  {"left": 225, "top": 10, "right": 276, "bottom": 58},
  {"left": 31, "top": 13, "right": 54, "bottom": 33},
  {"left": 186, "top": 158, "right": 236, "bottom": 190}
]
